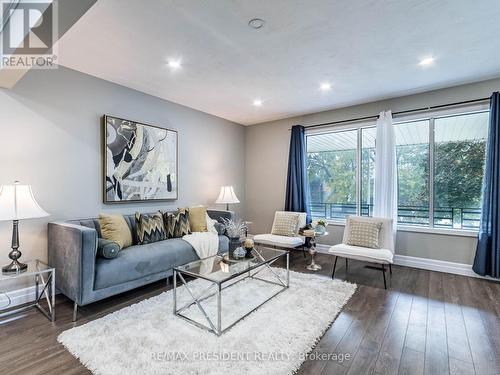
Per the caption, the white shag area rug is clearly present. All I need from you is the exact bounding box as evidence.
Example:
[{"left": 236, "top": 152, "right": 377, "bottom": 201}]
[{"left": 58, "top": 268, "right": 356, "bottom": 375}]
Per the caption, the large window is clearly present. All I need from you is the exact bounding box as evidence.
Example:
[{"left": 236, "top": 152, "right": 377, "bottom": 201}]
[
  {"left": 433, "top": 112, "right": 488, "bottom": 229},
  {"left": 395, "top": 120, "right": 430, "bottom": 226},
  {"left": 361, "top": 127, "right": 376, "bottom": 217},
  {"left": 307, "top": 129, "right": 357, "bottom": 220},
  {"left": 306, "top": 108, "right": 489, "bottom": 231}
]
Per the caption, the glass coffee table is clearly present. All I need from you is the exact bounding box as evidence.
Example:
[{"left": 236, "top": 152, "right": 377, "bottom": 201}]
[{"left": 173, "top": 246, "right": 289, "bottom": 336}]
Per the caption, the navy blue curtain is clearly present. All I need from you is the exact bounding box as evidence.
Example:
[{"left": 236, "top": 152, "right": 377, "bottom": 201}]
[
  {"left": 285, "top": 125, "right": 311, "bottom": 223},
  {"left": 473, "top": 92, "right": 500, "bottom": 278}
]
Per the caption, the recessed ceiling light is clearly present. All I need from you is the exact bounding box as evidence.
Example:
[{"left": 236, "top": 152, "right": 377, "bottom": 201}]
[
  {"left": 248, "top": 18, "right": 265, "bottom": 29},
  {"left": 320, "top": 82, "right": 332, "bottom": 91},
  {"left": 253, "top": 99, "right": 263, "bottom": 107},
  {"left": 418, "top": 57, "right": 435, "bottom": 67},
  {"left": 167, "top": 59, "right": 181, "bottom": 70}
]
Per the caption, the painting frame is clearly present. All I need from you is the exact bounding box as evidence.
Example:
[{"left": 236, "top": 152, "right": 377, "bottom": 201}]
[{"left": 102, "top": 115, "right": 179, "bottom": 204}]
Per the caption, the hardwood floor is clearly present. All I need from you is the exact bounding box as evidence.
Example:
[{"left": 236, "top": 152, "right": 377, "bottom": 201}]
[{"left": 0, "top": 251, "right": 498, "bottom": 375}]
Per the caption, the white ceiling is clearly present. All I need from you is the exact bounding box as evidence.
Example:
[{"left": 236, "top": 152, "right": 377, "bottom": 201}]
[{"left": 56, "top": 0, "right": 500, "bottom": 125}]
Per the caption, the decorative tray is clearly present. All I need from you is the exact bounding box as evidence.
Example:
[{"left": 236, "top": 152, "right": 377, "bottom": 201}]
[{"left": 221, "top": 253, "right": 256, "bottom": 263}]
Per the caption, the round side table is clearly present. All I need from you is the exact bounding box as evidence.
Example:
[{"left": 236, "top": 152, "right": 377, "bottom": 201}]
[{"left": 304, "top": 231, "right": 328, "bottom": 271}]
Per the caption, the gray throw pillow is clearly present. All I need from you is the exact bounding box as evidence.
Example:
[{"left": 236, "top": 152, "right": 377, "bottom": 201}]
[
  {"left": 97, "top": 238, "right": 120, "bottom": 259},
  {"left": 214, "top": 222, "right": 226, "bottom": 235}
]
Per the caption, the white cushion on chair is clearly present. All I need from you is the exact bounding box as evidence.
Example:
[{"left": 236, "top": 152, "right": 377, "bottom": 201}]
[
  {"left": 329, "top": 243, "right": 394, "bottom": 264},
  {"left": 253, "top": 234, "right": 304, "bottom": 248}
]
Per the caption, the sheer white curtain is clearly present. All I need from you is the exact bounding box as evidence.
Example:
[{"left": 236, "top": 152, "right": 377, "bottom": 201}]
[{"left": 374, "top": 110, "right": 398, "bottom": 231}]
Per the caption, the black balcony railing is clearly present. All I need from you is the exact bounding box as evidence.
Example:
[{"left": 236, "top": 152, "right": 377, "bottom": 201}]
[{"left": 309, "top": 202, "right": 481, "bottom": 230}]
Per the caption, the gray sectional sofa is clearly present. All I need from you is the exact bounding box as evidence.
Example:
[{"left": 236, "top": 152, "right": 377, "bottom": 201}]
[{"left": 48, "top": 209, "right": 233, "bottom": 321}]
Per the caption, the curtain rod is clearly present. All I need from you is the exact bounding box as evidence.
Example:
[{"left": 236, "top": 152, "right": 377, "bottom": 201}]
[{"left": 295, "top": 97, "right": 490, "bottom": 130}]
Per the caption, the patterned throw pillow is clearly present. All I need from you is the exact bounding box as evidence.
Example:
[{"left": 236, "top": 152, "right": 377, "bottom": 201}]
[
  {"left": 163, "top": 212, "right": 177, "bottom": 238},
  {"left": 163, "top": 209, "right": 191, "bottom": 238},
  {"left": 271, "top": 212, "right": 300, "bottom": 237},
  {"left": 135, "top": 212, "right": 166, "bottom": 245},
  {"left": 346, "top": 219, "right": 382, "bottom": 248}
]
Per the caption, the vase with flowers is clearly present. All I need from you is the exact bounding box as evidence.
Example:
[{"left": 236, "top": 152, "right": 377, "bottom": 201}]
[
  {"left": 312, "top": 219, "right": 327, "bottom": 235},
  {"left": 221, "top": 218, "right": 247, "bottom": 259}
]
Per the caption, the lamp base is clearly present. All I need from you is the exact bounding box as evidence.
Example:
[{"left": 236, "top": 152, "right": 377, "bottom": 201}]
[
  {"left": 2, "top": 259, "right": 28, "bottom": 273},
  {"left": 3, "top": 219, "right": 27, "bottom": 273}
]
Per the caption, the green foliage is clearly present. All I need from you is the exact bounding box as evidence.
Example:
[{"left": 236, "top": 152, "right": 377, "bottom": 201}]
[
  {"left": 396, "top": 144, "right": 429, "bottom": 207},
  {"left": 434, "top": 140, "right": 485, "bottom": 208},
  {"left": 308, "top": 150, "right": 356, "bottom": 204}
]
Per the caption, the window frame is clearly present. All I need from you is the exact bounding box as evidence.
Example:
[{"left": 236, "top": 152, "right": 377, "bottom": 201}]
[{"left": 306, "top": 103, "right": 489, "bottom": 236}]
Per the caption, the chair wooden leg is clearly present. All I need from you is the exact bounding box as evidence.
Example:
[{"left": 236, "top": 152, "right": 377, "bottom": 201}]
[
  {"left": 382, "top": 263, "right": 387, "bottom": 289},
  {"left": 345, "top": 258, "right": 348, "bottom": 272},
  {"left": 302, "top": 245, "right": 307, "bottom": 259},
  {"left": 331, "top": 256, "right": 338, "bottom": 279},
  {"left": 389, "top": 263, "right": 392, "bottom": 275}
]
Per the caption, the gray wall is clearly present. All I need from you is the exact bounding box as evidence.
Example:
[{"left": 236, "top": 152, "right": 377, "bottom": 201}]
[
  {"left": 0, "top": 67, "right": 246, "bottom": 264},
  {"left": 245, "top": 77, "right": 500, "bottom": 265}
]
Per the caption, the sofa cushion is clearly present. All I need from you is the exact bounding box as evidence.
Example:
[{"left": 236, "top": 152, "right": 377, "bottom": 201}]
[
  {"left": 329, "top": 243, "right": 393, "bottom": 264},
  {"left": 94, "top": 235, "right": 230, "bottom": 290},
  {"left": 94, "top": 238, "right": 198, "bottom": 290}
]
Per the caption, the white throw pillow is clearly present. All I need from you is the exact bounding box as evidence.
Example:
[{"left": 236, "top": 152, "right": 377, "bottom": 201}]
[
  {"left": 206, "top": 213, "right": 218, "bottom": 234},
  {"left": 271, "top": 212, "right": 300, "bottom": 237}
]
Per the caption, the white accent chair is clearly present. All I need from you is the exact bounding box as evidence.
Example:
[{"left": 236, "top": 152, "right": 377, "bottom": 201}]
[
  {"left": 253, "top": 211, "right": 307, "bottom": 257},
  {"left": 329, "top": 216, "right": 394, "bottom": 289}
]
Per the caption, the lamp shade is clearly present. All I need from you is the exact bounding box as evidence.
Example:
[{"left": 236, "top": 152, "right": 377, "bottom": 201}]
[
  {"left": 215, "top": 186, "right": 240, "bottom": 204},
  {"left": 0, "top": 182, "right": 49, "bottom": 221}
]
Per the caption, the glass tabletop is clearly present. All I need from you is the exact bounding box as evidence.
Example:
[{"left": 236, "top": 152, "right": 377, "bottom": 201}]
[
  {"left": 174, "top": 247, "right": 287, "bottom": 284},
  {"left": 0, "top": 260, "right": 53, "bottom": 281}
]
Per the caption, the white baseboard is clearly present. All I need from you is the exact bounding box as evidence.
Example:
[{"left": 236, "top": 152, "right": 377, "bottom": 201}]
[
  {"left": 392, "top": 254, "right": 476, "bottom": 278},
  {"left": 314, "top": 244, "right": 496, "bottom": 280},
  {"left": 0, "top": 286, "right": 37, "bottom": 310}
]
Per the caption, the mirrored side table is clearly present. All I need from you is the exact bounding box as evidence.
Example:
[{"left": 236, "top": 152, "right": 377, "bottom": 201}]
[
  {"left": 0, "top": 260, "right": 55, "bottom": 321},
  {"left": 304, "top": 232, "right": 329, "bottom": 271}
]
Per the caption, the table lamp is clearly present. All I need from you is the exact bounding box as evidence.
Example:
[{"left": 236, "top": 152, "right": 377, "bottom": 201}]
[
  {"left": 0, "top": 182, "right": 49, "bottom": 273},
  {"left": 215, "top": 186, "right": 240, "bottom": 211}
]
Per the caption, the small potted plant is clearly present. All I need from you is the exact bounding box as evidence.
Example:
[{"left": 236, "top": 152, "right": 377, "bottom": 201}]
[{"left": 313, "top": 219, "right": 327, "bottom": 235}]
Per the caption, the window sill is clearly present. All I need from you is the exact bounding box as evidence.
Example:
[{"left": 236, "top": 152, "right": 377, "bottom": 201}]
[{"left": 322, "top": 220, "right": 478, "bottom": 238}]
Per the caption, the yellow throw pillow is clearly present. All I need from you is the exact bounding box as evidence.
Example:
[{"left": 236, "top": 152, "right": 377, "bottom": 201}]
[
  {"left": 188, "top": 206, "right": 208, "bottom": 232},
  {"left": 99, "top": 214, "right": 133, "bottom": 249}
]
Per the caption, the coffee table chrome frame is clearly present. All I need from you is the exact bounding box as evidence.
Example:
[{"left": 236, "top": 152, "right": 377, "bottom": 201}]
[{"left": 173, "top": 250, "right": 289, "bottom": 336}]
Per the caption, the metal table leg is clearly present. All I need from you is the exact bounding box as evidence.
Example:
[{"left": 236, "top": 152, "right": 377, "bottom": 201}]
[{"left": 306, "top": 237, "right": 322, "bottom": 271}]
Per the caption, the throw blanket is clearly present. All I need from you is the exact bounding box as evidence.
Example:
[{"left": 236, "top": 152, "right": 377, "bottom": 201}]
[{"left": 182, "top": 232, "right": 219, "bottom": 259}]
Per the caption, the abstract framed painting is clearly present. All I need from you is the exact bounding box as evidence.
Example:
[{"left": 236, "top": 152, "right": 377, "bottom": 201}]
[{"left": 103, "top": 115, "right": 178, "bottom": 203}]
